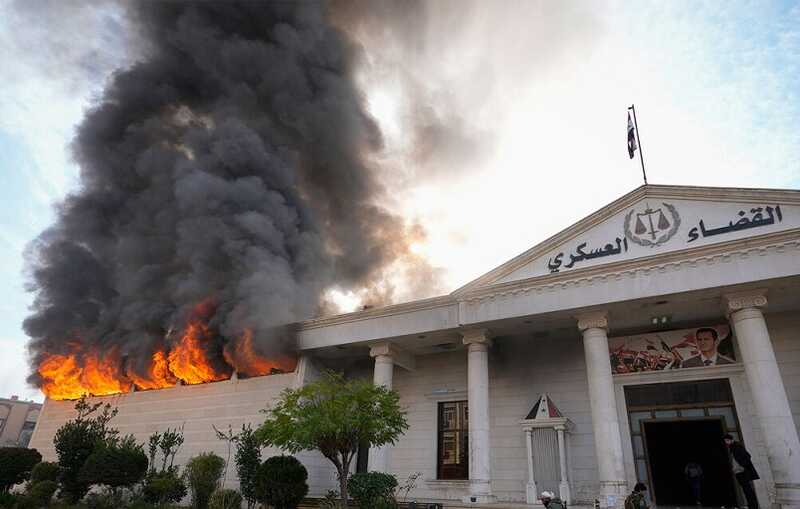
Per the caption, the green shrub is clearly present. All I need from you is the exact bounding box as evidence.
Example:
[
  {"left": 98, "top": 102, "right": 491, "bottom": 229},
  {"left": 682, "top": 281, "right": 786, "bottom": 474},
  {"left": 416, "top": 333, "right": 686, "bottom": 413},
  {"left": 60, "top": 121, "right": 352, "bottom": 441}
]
[
  {"left": 27, "top": 480, "right": 58, "bottom": 507},
  {"left": 208, "top": 489, "right": 242, "bottom": 509},
  {"left": 347, "top": 472, "right": 398, "bottom": 508},
  {"left": 254, "top": 456, "right": 308, "bottom": 509},
  {"left": 80, "top": 436, "right": 148, "bottom": 489},
  {"left": 142, "top": 469, "right": 187, "bottom": 505},
  {"left": 0, "top": 492, "right": 19, "bottom": 508},
  {"left": 0, "top": 447, "right": 42, "bottom": 492},
  {"left": 185, "top": 453, "right": 225, "bottom": 509},
  {"left": 30, "top": 463, "right": 59, "bottom": 484}
]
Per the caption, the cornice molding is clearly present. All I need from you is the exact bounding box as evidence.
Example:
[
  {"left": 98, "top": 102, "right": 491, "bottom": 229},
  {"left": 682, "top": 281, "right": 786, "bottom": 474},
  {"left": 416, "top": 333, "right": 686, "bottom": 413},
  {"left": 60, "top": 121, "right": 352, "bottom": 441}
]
[
  {"left": 459, "top": 228, "right": 800, "bottom": 305},
  {"left": 453, "top": 184, "right": 800, "bottom": 296},
  {"left": 298, "top": 295, "right": 456, "bottom": 331},
  {"left": 723, "top": 289, "right": 768, "bottom": 314}
]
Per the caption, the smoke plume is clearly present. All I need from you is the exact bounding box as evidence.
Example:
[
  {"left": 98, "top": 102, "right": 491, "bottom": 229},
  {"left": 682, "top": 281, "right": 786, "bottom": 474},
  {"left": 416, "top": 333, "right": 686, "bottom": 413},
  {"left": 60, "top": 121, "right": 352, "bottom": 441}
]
[{"left": 23, "top": 1, "right": 430, "bottom": 391}]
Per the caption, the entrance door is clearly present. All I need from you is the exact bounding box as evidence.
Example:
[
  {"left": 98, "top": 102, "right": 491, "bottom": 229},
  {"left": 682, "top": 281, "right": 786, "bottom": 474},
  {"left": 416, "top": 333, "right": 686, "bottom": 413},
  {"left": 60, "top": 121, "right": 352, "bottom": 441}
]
[{"left": 642, "top": 418, "right": 737, "bottom": 507}]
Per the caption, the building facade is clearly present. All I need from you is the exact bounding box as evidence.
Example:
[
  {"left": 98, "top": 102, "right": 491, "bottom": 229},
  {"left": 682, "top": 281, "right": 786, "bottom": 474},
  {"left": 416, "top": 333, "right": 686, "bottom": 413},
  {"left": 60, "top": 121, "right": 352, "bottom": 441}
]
[
  {"left": 1, "top": 396, "right": 41, "bottom": 447},
  {"left": 30, "top": 184, "right": 800, "bottom": 508}
]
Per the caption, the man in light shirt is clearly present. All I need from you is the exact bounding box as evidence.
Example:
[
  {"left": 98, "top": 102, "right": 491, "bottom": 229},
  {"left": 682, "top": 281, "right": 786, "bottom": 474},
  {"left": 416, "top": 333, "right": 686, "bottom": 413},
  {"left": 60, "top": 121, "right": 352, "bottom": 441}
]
[{"left": 682, "top": 327, "right": 734, "bottom": 368}]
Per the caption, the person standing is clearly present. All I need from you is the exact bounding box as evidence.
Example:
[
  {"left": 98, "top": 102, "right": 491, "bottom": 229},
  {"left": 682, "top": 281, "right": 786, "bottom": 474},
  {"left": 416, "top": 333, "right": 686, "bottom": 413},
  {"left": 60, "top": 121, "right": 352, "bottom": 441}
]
[
  {"left": 624, "top": 483, "right": 650, "bottom": 509},
  {"left": 540, "top": 491, "right": 566, "bottom": 509},
  {"left": 684, "top": 461, "right": 704, "bottom": 505},
  {"left": 723, "top": 434, "right": 760, "bottom": 509}
]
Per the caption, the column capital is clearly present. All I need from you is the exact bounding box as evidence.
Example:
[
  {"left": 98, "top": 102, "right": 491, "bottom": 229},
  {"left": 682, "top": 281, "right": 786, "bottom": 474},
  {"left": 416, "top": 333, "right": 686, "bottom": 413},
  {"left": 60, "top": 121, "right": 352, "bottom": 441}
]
[
  {"left": 369, "top": 342, "right": 415, "bottom": 371},
  {"left": 575, "top": 311, "right": 609, "bottom": 332},
  {"left": 723, "top": 289, "right": 768, "bottom": 314},
  {"left": 461, "top": 328, "right": 493, "bottom": 347}
]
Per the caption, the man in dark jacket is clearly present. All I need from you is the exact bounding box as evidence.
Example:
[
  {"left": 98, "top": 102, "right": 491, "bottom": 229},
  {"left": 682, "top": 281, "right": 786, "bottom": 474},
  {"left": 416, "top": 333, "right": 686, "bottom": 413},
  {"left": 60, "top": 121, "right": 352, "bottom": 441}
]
[{"left": 724, "top": 434, "right": 760, "bottom": 509}]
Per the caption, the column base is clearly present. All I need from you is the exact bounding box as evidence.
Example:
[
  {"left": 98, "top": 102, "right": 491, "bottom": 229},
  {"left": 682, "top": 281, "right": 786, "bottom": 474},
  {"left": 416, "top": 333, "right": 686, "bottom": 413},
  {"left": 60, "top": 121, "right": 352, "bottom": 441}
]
[
  {"left": 559, "top": 481, "right": 572, "bottom": 504},
  {"left": 774, "top": 482, "right": 800, "bottom": 508},
  {"left": 526, "top": 481, "right": 539, "bottom": 504},
  {"left": 462, "top": 480, "right": 494, "bottom": 504},
  {"left": 461, "top": 494, "right": 497, "bottom": 504}
]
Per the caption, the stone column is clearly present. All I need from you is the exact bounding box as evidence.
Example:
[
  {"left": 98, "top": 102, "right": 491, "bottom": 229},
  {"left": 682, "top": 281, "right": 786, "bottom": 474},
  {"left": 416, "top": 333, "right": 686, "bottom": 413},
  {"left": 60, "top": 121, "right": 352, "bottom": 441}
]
[
  {"left": 725, "top": 290, "right": 800, "bottom": 508},
  {"left": 557, "top": 426, "right": 571, "bottom": 503},
  {"left": 577, "top": 311, "right": 627, "bottom": 508},
  {"left": 462, "top": 329, "right": 495, "bottom": 503},
  {"left": 525, "top": 429, "right": 538, "bottom": 504},
  {"left": 368, "top": 343, "right": 395, "bottom": 473}
]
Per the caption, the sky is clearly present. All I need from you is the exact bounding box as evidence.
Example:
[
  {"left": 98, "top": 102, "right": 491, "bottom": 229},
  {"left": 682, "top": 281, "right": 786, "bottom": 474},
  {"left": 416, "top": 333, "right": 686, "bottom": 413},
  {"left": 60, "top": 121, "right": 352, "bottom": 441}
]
[{"left": 1, "top": 0, "right": 798, "bottom": 402}]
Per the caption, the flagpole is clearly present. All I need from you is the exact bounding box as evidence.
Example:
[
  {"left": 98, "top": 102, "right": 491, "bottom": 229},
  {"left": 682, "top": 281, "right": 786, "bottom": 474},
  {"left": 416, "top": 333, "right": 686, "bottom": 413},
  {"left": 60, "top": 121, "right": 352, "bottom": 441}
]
[{"left": 628, "top": 104, "right": 647, "bottom": 185}]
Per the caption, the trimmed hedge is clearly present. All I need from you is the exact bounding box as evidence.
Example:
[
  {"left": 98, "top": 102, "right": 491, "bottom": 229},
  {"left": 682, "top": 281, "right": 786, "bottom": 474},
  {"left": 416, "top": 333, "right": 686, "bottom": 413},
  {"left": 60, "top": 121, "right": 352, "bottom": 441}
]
[
  {"left": 255, "top": 456, "right": 308, "bottom": 509},
  {"left": 348, "top": 472, "right": 398, "bottom": 508}
]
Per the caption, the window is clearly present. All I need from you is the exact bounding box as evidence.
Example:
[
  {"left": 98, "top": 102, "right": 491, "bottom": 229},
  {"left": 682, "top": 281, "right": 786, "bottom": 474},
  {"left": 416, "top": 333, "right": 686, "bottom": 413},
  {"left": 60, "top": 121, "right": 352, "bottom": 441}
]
[{"left": 437, "top": 401, "right": 468, "bottom": 479}]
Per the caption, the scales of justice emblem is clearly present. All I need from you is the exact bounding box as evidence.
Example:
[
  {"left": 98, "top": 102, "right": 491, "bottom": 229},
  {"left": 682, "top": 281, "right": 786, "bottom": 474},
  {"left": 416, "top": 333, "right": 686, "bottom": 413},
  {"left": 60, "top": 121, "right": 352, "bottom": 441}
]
[{"left": 624, "top": 202, "right": 681, "bottom": 247}]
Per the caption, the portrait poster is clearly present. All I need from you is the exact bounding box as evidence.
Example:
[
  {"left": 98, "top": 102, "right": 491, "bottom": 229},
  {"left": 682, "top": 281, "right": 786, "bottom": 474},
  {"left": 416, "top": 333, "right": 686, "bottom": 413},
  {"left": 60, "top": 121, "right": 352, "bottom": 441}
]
[{"left": 608, "top": 324, "right": 735, "bottom": 374}]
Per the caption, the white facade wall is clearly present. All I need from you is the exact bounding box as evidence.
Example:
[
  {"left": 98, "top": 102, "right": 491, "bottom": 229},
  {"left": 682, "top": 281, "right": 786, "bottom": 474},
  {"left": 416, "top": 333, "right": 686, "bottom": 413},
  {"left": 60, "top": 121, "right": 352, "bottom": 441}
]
[
  {"left": 28, "top": 369, "right": 339, "bottom": 497},
  {"left": 387, "top": 334, "right": 598, "bottom": 504}
]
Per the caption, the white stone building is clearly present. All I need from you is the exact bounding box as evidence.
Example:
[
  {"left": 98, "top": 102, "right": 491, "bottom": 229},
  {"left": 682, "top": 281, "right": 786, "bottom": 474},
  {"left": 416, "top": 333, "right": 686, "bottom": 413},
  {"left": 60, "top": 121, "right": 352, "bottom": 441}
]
[{"left": 30, "top": 184, "right": 800, "bottom": 508}]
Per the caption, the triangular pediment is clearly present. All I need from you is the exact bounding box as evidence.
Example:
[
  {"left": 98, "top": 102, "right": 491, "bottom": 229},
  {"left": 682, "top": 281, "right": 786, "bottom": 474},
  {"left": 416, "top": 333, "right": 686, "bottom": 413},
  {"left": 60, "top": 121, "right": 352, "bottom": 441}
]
[
  {"left": 525, "top": 393, "right": 564, "bottom": 420},
  {"left": 455, "top": 184, "right": 800, "bottom": 294}
]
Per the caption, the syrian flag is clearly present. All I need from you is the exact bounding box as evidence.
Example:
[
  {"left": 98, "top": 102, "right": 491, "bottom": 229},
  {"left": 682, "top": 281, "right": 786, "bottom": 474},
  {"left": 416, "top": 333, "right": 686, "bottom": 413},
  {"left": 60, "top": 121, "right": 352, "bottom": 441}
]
[{"left": 627, "top": 112, "right": 638, "bottom": 159}]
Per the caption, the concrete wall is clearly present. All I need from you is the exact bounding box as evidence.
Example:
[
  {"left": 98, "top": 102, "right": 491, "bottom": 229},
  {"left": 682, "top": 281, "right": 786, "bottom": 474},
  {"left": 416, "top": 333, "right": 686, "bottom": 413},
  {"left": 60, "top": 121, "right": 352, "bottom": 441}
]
[{"left": 28, "top": 359, "right": 338, "bottom": 497}]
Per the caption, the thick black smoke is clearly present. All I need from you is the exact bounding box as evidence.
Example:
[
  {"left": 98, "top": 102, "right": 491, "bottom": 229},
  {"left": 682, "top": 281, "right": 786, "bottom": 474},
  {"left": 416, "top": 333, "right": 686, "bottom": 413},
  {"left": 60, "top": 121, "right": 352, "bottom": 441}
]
[{"left": 24, "top": 1, "right": 417, "bottom": 384}]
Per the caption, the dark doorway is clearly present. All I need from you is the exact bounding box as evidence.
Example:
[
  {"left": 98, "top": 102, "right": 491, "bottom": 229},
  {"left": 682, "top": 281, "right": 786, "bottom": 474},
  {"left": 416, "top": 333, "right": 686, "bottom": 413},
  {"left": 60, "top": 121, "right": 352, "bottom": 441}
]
[{"left": 643, "top": 419, "right": 737, "bottom": 507}]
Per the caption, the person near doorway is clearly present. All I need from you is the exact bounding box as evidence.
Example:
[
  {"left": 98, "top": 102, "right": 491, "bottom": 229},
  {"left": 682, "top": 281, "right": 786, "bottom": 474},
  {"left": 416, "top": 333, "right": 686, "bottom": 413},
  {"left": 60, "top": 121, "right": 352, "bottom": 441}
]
[
  {"left": 723, "top": 434, "right": 760, "bottom": 509},
  {"left": 540, "top": 491, "right": 566, "bottom": 509},
  {"left": 624, "top": 482, "right": 650, "bottom": 509},
  {"left": 682, "top": 327, "right": 735, "bottom": 367},
  {"left": 684, "top": 461, "right": 704, "bottom": 505}
]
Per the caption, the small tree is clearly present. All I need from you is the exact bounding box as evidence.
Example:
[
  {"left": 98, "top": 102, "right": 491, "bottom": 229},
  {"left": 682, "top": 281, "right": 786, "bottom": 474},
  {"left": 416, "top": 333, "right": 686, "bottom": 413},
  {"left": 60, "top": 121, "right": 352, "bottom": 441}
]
[
  {"left": 0, "top": 447, "right": 42, "bottom": 492},
  {"left": 213, "top": 425, "right": 237, "bottom": 487},
  {"left": 143, "top": 427, "right": 187, "bottom": 505},
  {"left": 256, "top": 371, "right": 408, "bottom": 507},
  {"left": 158, "top": 427, "right": 184, "bottom": 472},
  {"left": 185, "top": 452, "right": 225, "bottom": 509},
  {"left": 53, "top": 396, "right": 118, "bottom": 502},
  {"left": 235, "top": 425, "right": 262, "bottom": 509}
]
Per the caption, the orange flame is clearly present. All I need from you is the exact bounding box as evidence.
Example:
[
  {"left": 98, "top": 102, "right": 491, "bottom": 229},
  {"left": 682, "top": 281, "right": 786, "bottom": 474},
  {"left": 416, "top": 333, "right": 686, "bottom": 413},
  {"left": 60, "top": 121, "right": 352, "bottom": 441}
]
[
  {"left": 224, "top": 329, "right": 297, "bottom": 376},
  {"left": 39, "top": 347, "right": 129, "bottom": 400},
  {"left": 167, "top": 319, "right": 229, "bottom": 385},
  {"left": 127, "top": 350, "right": 177, "bottom": 390},
  {"left": 38, "top": 300, "right": 296, "bottom": 400}
]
